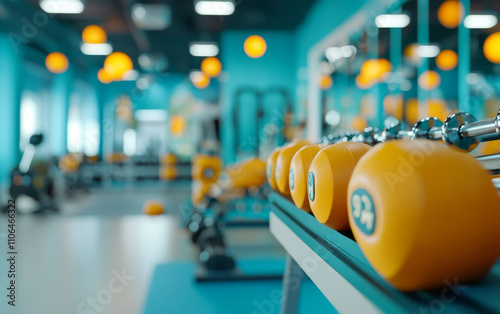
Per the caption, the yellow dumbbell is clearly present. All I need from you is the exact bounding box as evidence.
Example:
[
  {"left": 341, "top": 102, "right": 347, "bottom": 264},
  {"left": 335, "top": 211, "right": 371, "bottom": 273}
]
[
  {"left": 143, "top": 200, "right": 165, "bottom": 215},
  {"left": 191, "top": 180, "right": 212, "bottom": 206},
  {"left": 161, "top": 153, "right": 177, "bottom": 165},
  {"left": 59, "top": 154, "right": 81, "bottom": 173},
  {"left": 308, "top": 142, "right": 371, "bottom": 230},
  {"left": 289, "top": 144, "right": 323, "bottom": 212},
  {"left": 219, "top": 158, "right": 267, "bottom": 189},
  {"left": 191, "top": 154, "right": 222, "bottom": 184},
  {"left": 159, "top": 165, "right": 177, "bottom": 181},
  {"left": 267, "top": 147, "right": 282, "bottom": 191},
  {"left": 276, "top": 140, "right": 310, "bottom": 195},
  {"left": 348, "top": 140, "right": 500, "bottom": 291}
]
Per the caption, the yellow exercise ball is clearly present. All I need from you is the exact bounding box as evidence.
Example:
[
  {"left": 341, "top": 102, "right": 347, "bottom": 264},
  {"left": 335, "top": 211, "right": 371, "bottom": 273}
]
[
  {"left": 438, "top": 0, "right": 464, "bottom": 29},
  {"left": 46, "top": 52, "right": 69, "bottom": 74},
  {"left": 143, "top": 200, "right": 165, "bottom": 215},
  {"left": 104, "top": 52, "right": 133, "bottom": 80},
  {"left": 436, "top": 50, "right": 458, "bottom": 71},
  {"left": 201, "top": 57, "right": 222, "bottom": 78},
  {"left": 82, "top": 25, "right": 107, "bottom": 44},
  {"left": 244, "top": 35, "right": 267, "bottom": 58},
  {"left": 484, "top": 32, "right": 500, "bottom": 64}
]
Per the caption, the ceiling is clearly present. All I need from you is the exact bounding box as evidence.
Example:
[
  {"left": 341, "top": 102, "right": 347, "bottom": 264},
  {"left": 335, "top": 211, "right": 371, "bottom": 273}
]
[{"left": 26, "top": 0, "right": 317, "bottom": 73}]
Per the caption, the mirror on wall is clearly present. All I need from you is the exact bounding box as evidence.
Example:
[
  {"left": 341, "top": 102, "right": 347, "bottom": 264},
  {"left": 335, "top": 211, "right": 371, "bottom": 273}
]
[{"left": 315, "top": 0, "right": 500, "bottom": 147}]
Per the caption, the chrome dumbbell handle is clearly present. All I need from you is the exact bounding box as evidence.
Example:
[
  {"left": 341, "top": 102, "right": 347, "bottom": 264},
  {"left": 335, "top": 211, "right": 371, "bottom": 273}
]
[
  {"left": 460, "top": 116, "right": 498, "bottom": 138},
  {"left": 323, "top": 110, "right": 500, "bottom": 151},
  {"left": 476, "top": 154, "right": 500, "bottom": 172},
  {"left": 422, "top": 110, "right": 500, "bottom": 151},
  {"left": 380, "top": 124, "right": 412, "bottom": 141},
  {"left": 411, "top": 117, "right": 444, "bottom": 140}
]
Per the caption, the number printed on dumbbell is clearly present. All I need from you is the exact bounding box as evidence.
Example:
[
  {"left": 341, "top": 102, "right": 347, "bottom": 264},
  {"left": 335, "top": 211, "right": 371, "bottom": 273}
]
[{"left": 351, "top": 189, "right": 376, "bottom": 235}]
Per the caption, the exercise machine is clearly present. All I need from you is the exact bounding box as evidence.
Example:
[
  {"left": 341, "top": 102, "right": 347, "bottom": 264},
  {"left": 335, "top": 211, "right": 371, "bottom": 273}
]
[{"left": 7, "top": 134, "right": 59, "bottom": 214}]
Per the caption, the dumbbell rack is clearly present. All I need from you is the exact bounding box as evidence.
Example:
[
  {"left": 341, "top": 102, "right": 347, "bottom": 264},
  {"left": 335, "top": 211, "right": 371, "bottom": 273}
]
[{"left": 269, "top": 192, "right": 500, "bottom": 314}]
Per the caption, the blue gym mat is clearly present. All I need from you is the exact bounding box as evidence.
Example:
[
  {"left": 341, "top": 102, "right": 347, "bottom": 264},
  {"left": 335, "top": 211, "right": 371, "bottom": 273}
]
[{"left": 143, "top": 259, "right": 336, "bottom": 314}]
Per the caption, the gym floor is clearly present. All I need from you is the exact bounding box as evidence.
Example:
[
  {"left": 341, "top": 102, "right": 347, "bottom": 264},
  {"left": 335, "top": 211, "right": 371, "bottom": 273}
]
[{"left": 0, "top": 183, "right": 287, "bottom": 314}]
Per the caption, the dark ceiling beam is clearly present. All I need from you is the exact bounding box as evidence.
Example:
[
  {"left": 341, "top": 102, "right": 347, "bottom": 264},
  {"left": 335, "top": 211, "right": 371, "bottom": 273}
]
[
  {"left": 117, "top": 0, "right": 151, "bottom": 52},
  {"left": 1, "top": 0, "right": 96, "bottom": 71}
]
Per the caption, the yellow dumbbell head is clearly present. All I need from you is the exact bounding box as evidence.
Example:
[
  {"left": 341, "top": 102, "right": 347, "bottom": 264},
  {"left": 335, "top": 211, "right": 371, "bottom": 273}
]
[
  {"left": 308, "top": 142, "right": 371, "bottom": 230},
  {"left": 191, "top": 154, "right": 222, "bottom": 183},
  {"left": 276, "top": 140, "right": 310, "bottom": 195},
  {"left": 191, "top": 181, "right": 211, "bottom": 206},
  {"left": 348, "top": 140, "right": 500, "bottom": 291},
  {"left": 159, "top": 166, "right": 177, "bottom": 181},
  {"left": 267, "top": 147, "right": 282, "bottom": 190},
  {"left": 289, "top": 144, "right": 323, "bottom": 212},
  {"left": 161, "top": 153, "right": 177, "bottom": 165},
  {"left": 143, "top": 200, "right": 164, "bottom": 215},
  {"left": 222, "top": 158, "right": 267, "bottom": 189}
]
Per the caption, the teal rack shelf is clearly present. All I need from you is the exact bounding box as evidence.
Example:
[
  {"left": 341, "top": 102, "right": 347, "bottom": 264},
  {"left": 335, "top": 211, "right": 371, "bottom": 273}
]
[{"left": 269, "top": 192, "right": 500, "bottom": 313}]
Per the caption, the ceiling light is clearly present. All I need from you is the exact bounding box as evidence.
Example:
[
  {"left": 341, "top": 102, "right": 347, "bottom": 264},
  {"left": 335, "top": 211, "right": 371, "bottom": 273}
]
[
  {"left": 136, "top": 75, "right": 155, "bottom": 90},
  {"left": 195, "top": 0, "right": 235, "bottom": 16},
  {"left": 135, "top": 110, "right": 167, "bottom": 122},
  {"left": 325, "top": 47, "right": 341, "bottom": 62},
  {"left": 417, "top": 45, "right": 440, "bottom": 58},
  {"left": 189, "top": 42, "right": 219, "bottom": 57},
  {"left": 340, "top": 45, "right": 357, "bottom": 58},
  {"left": 464, "top": 15, "right": 498, "bottom": 29},
  {"left": 40, "top": 0, "right": 85, "bottom": 14},
  {"left": 375, "top": 14, "right": 410, "bottom": 28},
  {"left": 80, "top": 43, "right": 113, "bottom": 55},
  {"left": 138, "top": 54, "right": 169, "bottom": 72},
  {"left": 189, "top": 71, "right": 205, "bottom": 82},
  {"left": 122, "top": 70, "right": 139, "bottom": 81},
  {"left": 325, "top": 110, "right": 341, "bottom": 126},
  {"left": 325, "top": 45, "right": 357, "bottom": 62},
  {"left": 132, "top": 4, "right": 171, "bottom": 30}
]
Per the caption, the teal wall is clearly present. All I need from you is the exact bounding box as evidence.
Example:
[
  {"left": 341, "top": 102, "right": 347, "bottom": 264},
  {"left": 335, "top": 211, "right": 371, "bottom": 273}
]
[
  {"left": 220, "top": 31, "right": 295, "bottom": 163},
  {"left": 0, "top": 35, "right": 22, "bottom": 185},
  {"left": 219, "top": 0, "right": 379, "bottom": 163}
]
